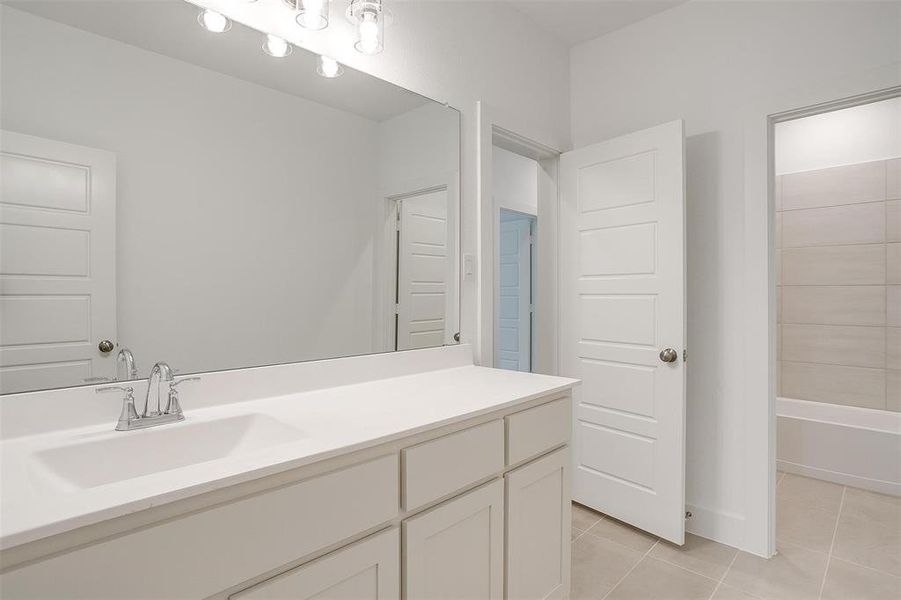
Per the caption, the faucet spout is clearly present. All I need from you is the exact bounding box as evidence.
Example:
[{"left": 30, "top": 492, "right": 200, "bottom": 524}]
[
  {"left": 117, "top": 348, "right": 137, "bottom": 381},
  {"left": 143, "top": 361, "right": 174, "bottom": 417}
]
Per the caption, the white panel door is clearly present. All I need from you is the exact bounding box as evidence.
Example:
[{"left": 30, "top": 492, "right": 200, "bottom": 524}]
[
  {"left": 0, "top": 131, "right": 116, "bottom": 393},
  {"left": 559, "top": 120, "right": 686, "bottom": 544},
  {"left": 506, "top": 447, "right": 571, "bottom": 600},
  {"left": 496, "top": 215, "right": 532, "bottom": 371},
  {"left": 231, "top": 528, "right": 400, "bottom": 600},
  {"left": 403, "top": 479, "right": 504, "bottom": 600},
  {"left": 396, "top": 189, "right": 449, "bottom": 351}
]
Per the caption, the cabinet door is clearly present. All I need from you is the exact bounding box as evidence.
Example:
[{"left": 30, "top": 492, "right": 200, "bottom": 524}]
[
  {"left": 506, "top": 448, "right": 571, "bottom": 600},
  {"left": 403, "top": 479, "right": 504, "bottom": 600},
  {"left": 231, "top": 528, "right": 399, "bottom": 600}
]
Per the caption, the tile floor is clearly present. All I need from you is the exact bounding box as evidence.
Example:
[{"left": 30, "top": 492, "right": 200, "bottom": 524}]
[{"left": 571, "top": 472, "right": 901, "bottom": 599}]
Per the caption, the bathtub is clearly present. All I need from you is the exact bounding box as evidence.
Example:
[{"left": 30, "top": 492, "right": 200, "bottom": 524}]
[{"left": 777, "top": 397, "right": 901, "bottom": 496}]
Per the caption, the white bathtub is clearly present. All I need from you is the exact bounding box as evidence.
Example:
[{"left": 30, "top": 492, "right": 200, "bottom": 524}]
[{"left": 777, "top": 397, "right": 901, "bottom": 496}]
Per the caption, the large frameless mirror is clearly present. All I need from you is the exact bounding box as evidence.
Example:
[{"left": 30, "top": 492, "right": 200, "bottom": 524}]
[{"left": 0, "top": 0, "right": 461, "bottom": 394}]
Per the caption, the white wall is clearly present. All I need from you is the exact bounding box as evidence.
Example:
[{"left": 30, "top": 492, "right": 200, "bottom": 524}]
[
  {"left": 570, "top": 0, "right": 901, "bottom": 555},
  {"left": 1, "top": 7, "right": 381, "bottom": 375},
  {"left": 776, "top": 96, "right": 901, "bottom": 174},
  {"left": 193, "top": 0, "right": 573, "bottom": 362},
  {"left": 378, "top": 103, "right": 460, "bottom": 191},
  {"left": 493, "top": 146, "right": 538, "bottom": 216}
]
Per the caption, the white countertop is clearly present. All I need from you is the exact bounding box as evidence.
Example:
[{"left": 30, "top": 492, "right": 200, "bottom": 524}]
[{"left": 0, "top": 364, "right": 576, "bottom": 551}]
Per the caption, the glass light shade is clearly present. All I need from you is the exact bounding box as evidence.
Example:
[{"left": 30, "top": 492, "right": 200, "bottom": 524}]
[
  {"left": 263, "top": 34, "right": 293, "bottom": 58},
  {"left": 316, "top": 55, "right": 344, "bottom": 78},
  {"left": 349, "top": 0, "right": 383, "bottom": 55},
  {"left": 197, "top": 9, "right": 231, "bottom": 33},
  {"left": 296, "top": 0, "right": 329, "bottom": 30}
]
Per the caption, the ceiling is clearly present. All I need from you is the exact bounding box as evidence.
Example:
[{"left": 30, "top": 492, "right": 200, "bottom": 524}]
[
  {"left": 6, "top": 0, "right": 431, "bottom": 122},
  {"left": 506, "top": 0, "right": 687, "bottom": 46}
]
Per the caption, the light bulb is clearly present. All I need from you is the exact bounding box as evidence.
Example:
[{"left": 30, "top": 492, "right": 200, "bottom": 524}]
[
  {"left": 197, "top": 9, "right": 231, "bottom": 33},
  {"left": 297, "top": 0, "right": 328, "bottom": 30},
  {"left": 357, "top": 13, "right": 381, "bottom": 54},
  {"left": 317, "top": 55, "right": 344, "bottom": 78},
  {"left": 263, "top": 34, "right": 292, "bottom": 58}
]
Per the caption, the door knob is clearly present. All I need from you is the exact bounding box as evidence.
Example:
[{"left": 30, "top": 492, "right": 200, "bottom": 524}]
[
  {"left": 659, "top": 348, "right": 678, "bottom": 363},
  {"left": 98, "top": 339, "right": 115, "bottom": 353}
]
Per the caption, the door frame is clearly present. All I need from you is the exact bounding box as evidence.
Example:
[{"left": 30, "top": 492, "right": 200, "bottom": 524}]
[
  {"left": 376, "top": 172, "right": 460, "bottom": 353},
  {"left": 740, "top": 76, "right": 901, "bottom": 558},
  {"left": 762, "top": 84, "right": 901, "bottom": 550},
  {"left": 477, "top": 103, "right": 560, "bottom": 374}
]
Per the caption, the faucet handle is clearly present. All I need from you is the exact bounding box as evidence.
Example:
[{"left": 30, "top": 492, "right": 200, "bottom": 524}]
[
  {"left": 165, "top": 377, "right": 199, "bottom": 416},
  {"left": 97, "top": 386, "right": 140, "bottom": 431},
  {"left": 96, "top": 385, "right": 133, "bottom": 394},
  {"left": 169, "top": 376, "right": 200, "bottom": 389}
]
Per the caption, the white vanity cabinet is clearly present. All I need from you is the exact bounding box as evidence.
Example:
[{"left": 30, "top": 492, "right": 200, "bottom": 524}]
[{"left": 0, "top": 393, "right": 572, "bottom": 600}]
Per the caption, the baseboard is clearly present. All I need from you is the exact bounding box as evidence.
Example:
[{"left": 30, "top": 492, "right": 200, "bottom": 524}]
[
  {"left": 684, "top": 503, "right": 750, "bottom": 554},
  {"left": 777, "top": 460, "right": 900, "bottom": 497}
]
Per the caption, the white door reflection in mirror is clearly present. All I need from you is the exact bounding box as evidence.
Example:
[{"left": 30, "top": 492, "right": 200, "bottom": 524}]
[
  {"left": 0, "top": 131, "right": 117, "bottom": 394},
  {"left": 395, "top": 189, "right": 449, "bottom": 351}
]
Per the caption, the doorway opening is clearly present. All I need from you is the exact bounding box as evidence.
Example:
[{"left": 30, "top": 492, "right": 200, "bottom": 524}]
[
  {"left": 493, "top": 145, "right": 540, "bottom": 372},
  {"left": 769, "top": 88, "right": 900, "bottom": 554},
  {"left": 496, "top": 208, "right": 536, "bottom": 371}
]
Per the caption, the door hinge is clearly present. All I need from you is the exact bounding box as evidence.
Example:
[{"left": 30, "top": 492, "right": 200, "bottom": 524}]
[
  {"left": 529, "top": 303, "right": 535, "bottom": 314},
  {"left": 395, "top": 211, "right": 401, "bottom": 231},
  {"left": 394, "top": 303, "right": 400, "bottom": 315},
  {"left": 683, "top": 349, "right": 687, "bottom": 363}
]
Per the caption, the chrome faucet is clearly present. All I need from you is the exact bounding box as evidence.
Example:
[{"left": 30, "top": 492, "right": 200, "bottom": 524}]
[
  {"left": 143, "top": 361, "right": 174, "bottom": 417},
  {"left": 96, "top": 362, "right": 200, "bottom": 431},
  {"left": 117, "top": 348, "right": 138, "bottom": 381}
]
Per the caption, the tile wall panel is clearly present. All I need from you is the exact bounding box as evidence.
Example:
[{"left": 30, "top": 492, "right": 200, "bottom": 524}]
[{"left": 777, "top": 158, "right": 898, "bottom": 411}]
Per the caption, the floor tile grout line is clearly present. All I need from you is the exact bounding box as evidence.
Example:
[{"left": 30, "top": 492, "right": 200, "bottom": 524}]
[
  {"left": 571, "top": 514, "right": 605, "bottom": 544},
  {"left": 817, "top": 485, "right": 847, "bottom": 600},
  {"left": 599, "top": 540, "right": 659, "bottom": 600},
  {"left": 649, "top": 555, "right": 733, "bottom": 587},
  {"left": 827, "top": 556, "right": 901, "bottom": 580},
  {"left": 705, "top": 550, "right": 741, "bottom": 600}
]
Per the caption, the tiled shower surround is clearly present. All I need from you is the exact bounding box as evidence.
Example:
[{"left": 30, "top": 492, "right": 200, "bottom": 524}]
[{"left": 777, "top": 157, "right": 900, "bottom": 412}]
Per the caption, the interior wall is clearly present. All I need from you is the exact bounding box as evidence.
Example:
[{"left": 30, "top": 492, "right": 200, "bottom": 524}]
[
  {"left": 493, "top": 146, "right": 539, "bottom": 216},
  {"left": 570, "top": 0, "right": 901, "bottom": 554},
  {"left": 1, "top": 7, "right": 381, "bottom": 374},
  {"left": 378, "top": 103, "right": 461, "bottom": 192},
  {"left": 775, "top": 97, "right": 901, "bottom": 174}
]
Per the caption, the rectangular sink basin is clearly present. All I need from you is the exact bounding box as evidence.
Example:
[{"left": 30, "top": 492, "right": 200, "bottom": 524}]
[{"left": 31, "top": 413, "right": 304, "bottom": 490}]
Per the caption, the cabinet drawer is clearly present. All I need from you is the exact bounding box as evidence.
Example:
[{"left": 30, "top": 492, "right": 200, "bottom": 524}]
[
  {"left": 402, "top": 419, "right": 504, "bottom": 511},
  {"left": 232, "top": 527, "right": 400, "bottom": 599},
  {"left": 0, "top": 455, "right": 400, "bottom": 599},
  {"left": 506, "top": 397, "right": 570, "bottom": 465}
]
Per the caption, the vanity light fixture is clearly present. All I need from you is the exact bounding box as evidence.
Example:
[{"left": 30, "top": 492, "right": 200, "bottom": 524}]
[
  {"left": 316, "top": 55, "right": 344, "bottom": 78},
  {"left": 197, "top": 8, "right": 231, "bottom": 33},
  {"left": 347, "top": 0, "right": 384, "bottom": 55},
  {"left": 263, "top": 34, "right": 293, "bottom": 57}
]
